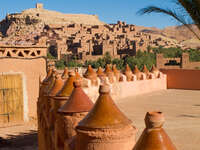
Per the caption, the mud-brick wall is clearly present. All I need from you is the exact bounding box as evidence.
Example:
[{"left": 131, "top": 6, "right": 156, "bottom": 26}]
[
  {"left": 161, "top": 69, "right": 200, "bottom": 90},
  {"left": 0, "top": 57, "right": 46, "bottom": 120}
]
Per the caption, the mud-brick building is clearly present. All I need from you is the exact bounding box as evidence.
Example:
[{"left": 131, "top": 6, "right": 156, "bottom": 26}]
[{"left": 0, "top": 45, "right": 47, "bottom": 125}]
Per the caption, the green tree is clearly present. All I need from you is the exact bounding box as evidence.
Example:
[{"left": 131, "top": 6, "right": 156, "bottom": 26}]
[
  {"left": 55, "top": 59, "right": 65, "bottom": 69},
  {"left": 47, "top": 52, "right": 56, "bottom": 59},
  {"left": 103, "top": 52, "right": 112, "bottom": 64},
  {"left": 112, "top": 58, "right": 124, "bottom": 69},
  {"left": 137, "top": 0, "right": 200, "bottom": 40}
]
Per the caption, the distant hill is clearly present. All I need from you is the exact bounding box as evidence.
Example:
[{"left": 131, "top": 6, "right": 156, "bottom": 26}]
[{"left": 136, "top": 25, "right": 200, "bottom": 49}]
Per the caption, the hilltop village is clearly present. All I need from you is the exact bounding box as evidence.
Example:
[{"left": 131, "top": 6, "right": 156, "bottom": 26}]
[{"left": 0, "top": 3, "right": 186, "bottom": 62}]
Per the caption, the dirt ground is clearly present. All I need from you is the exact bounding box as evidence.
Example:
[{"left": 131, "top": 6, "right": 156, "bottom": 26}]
[{"left": 0, "top": 89, "right": 200, "bottom": 150}]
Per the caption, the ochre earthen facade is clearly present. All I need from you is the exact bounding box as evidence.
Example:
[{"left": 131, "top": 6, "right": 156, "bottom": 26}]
[
  {"left": 156, "top": 53, "right": 200, "bottom": 69},
  {"left": 0, "top": 45, "right": 47, "bottom": 122}
]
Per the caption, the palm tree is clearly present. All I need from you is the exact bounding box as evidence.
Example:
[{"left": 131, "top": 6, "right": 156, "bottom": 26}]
[{"left": 137, "top": 0, "right": 200, "bottom": 40}]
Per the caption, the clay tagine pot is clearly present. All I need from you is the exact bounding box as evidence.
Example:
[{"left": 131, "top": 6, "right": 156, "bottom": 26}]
[
  {"left": 75, "top": 69, "right": 82, "bottom": 81},
  {"left": 43, "top": 67, "right": 53, "bottom": 83},
  {"left": 133, "top": 111, "right": 177, "bottom": 150},
  {"left": 39, "top": 67, "right": 53, "bottom": 97},
  {"left": 104, "top": 64, "right": 115, "bottom": 83},
  {"left": 142, "top": 65, "right": 150, "bottom": 79},
  {"left": 55, "top": 80, "right": 94, "bottom": 150},
  {"left": 62, "top": 67, "right": 69, "bottom": 80},
  {"left": 75, "top": 84, "right": 137, "bottom": 150},
  {"left": 112, "top": 64, "right": 121, "bottom": 81},
  {"left": 133, "top": 65, "right": 142, "bottom": 80},
  {"left": 150, "top": 65, "right": 160, "bottom": 78},
  {"left": 58, "top": 80, "right": 94, "bottom": 114},
  {"left": 42, "top": 69, "right": 57, "bottom": 96},
  {"left": 56, "top": 71, "right": 76, "bottom": 98},
  {"left": 96, "top": 67, "right": 107, "bottom": 84},
  {"left": 48, "top": 74, "right": 65, "bottom": 97},
  {"left": 124, "top": 64, "right": 133, "bottom": 81},
  {"left": 84, "top": 65, "right": 98, "bottom": 85},
  {"left": 96, "top": 67, "right": 106, "bottom": 77}
]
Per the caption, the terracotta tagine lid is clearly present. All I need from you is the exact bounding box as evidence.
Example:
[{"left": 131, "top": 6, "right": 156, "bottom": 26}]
[
  {"left": 43, "top": 69, "right": 57, "bottom": 95},
  {"left": 150, "top": 65, "right": 160, "bottom": 74},
  {"left": 112, "top": 64, "right": 119, "bottom": 74},
  {"left": 133, "top": 65, "right": 142, "bottom": 80},
  {"left": 77, "top": 84, "right": 132, "bottom": 129},
  {"left": 104, "top": 64, "right": 113, "bottom": 75},
  {"left": 142, "top": 65, "right": 150, "bottom": 74},
  {"left": 133, "top": 111, "right": 177, "bottom": 150},
  {"left": 84, "top": 65, "right": 97, "bottom": 79},
  {"left": 48, "top": 74, "right": 64, "bottom": 97},
  {"left": 124, "top": 64, "right": 133, "bottom": 81},
  {"left": 150, "top": 65, "right": 160, "bottom": 78},
  {"left": 104, "top": 64, "right": 114, "bottom": 83},
  {"left": 56, "top": 72, "right": 76, "bottom": 97},
  {"left": 58, "top": 80, "right": 94, "bottom": 113},
  {"left": 75, "top": 70, "right": 82, "bottom": 80},
  {"left": 133, "top": 65, "right": 140, "bottom": 74},
  {"left": 62, "top": 67, "right": 69, "bottom": 80},
  {"left": 96, "top": 67, "right": 106, "bottom": 77},
  {"left": 112, "top": 64, "right": 120, "bottom": 81},
  {"left": 43, "top": 67, "right": 53, "bottom": 83}
]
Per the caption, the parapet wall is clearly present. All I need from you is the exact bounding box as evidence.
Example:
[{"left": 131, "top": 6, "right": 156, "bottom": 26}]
[
  {"left": 160, "top": 69, "right": 200, "bottom": 90},
  {"left": 82, "top": 72, "right": 167, "bottom": 102}
]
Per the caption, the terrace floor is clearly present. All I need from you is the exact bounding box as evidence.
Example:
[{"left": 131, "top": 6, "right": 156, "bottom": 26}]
[
  {"left": 0, "top": 89, "right": 200, "bottom": 150},
  {"left": 117, "top": 89, "right": 200, "bottom": 150}
]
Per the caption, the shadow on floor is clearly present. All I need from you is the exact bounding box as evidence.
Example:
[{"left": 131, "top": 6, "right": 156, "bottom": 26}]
[
  {"left": 178, "top": 114, "right": 200, "bottom": 118},
  {"left": 0, "top": 130, "right": 38, "bottom": 149}
]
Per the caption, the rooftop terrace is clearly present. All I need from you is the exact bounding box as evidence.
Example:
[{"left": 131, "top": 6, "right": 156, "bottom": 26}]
[
  {"left": 0, "top": 89, "right": 199, "bottom": 150},
  {"left": 117, "top": 89, "right": 200, "bottom": 150}
]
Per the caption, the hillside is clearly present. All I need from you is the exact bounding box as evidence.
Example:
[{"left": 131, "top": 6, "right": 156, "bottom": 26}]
[
  {"left": 0, "top": 4, "right": 199, "bottom": 52},
  {"left": 137, "top": 25, "right": 200, "bottom": 49}
]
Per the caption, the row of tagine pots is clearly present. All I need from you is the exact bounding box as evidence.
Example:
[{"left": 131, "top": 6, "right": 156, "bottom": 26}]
[{"left": 37, "top": 66, "right": 176, "bottom": 150}]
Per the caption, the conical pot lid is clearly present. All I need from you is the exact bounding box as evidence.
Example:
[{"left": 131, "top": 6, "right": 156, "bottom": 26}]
[
  {"left": 77, "top": 84, "right": 132, "bottom": 129},
  {"left": 150, "top": 65, "right": 159, "bottom": 72},
  {"left": 44, "top": 69, "right": 57, "bottom": 95},
  {"left": 48, "top": 74, "right": 64, "bottom": 97},
  {"left": 96, "top": 67, "right": 106, "bottom": 77},
  {"left": 104, "top": 64, "right": 113, "bottom": 75},
  {"left": 142, "top": 65, "right": 150, "bottom": 74},
  {"left": 56, "top": 72, "right": 76, "bottom": 97},
  {"left": 43, "top": 67, "right": 53, "bottom": 83},
  {"left": 112, "top": 64, "right": 120, "bottom": 74},
  {"left": 75, "top": 70, "right": 82, "bottom": 80},
  {"left": 133, "top": 65, "right": 141, "bottom": 74},
  {"left": 62, "top": 67, "right": 69, "bottom": 79},
  {"left": 124, "top": 64, "right": 132, "bottom": 74},
  {"left": 133, "top": 111, "right": 177, "bottom": 150},
  {"left": 58, "top": 80, "right": 94, "bottom": 113},
  {"left": 84, "top": 65, "right": 97, "bottom": 79}
]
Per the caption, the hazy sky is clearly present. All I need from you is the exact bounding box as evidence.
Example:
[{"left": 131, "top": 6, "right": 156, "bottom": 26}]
[{"left": 0, "top": 0, "right": 181, "bottom": 29}]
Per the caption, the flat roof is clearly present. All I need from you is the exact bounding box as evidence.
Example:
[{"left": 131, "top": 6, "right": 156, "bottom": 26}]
[
  {"left": 0, "top": 45, "right": 47, "bottom": 48},
  {"left": 117, "top": 89, "right": 200, "bottom": 150}
]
